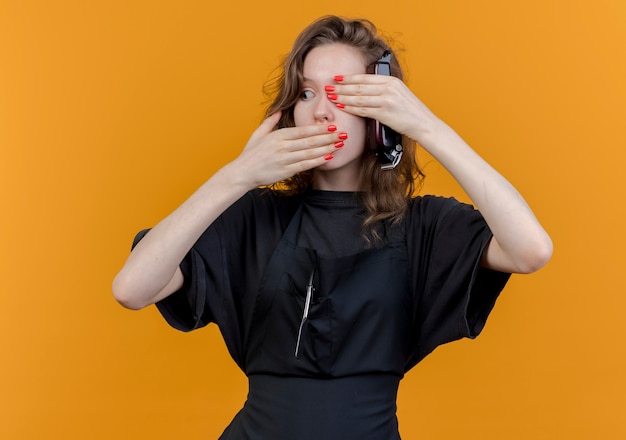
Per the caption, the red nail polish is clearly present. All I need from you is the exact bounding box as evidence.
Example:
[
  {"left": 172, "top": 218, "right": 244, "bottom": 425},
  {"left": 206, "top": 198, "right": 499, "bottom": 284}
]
[
  {"left": 338, "top": 132, "right": 348, "bottom": 140},
  {"left": 336, "top": 103, "right": 345, "bottom": 109},
  {"left": 334, "top": 141, "right": 344, "bottom": 149},
  {"left": 327, "top": 94, "right": 338, "bottom": 101},
  {"left": 324, "top": 85, "right": 335, "bottom": 92},
  {"left": 327, "top": 124, "right": 337, "bottom": 132},
  {"left": 324, "top": 154, "right": 334, "bottom": 160},
  {"left": 334, "top": 75, "right": 344, "bottom": 82}
]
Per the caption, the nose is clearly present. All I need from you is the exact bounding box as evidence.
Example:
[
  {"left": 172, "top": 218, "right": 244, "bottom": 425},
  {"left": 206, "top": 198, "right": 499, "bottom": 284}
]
[{"left": 313, "top": 95, "right": 335, "bottom": 123}]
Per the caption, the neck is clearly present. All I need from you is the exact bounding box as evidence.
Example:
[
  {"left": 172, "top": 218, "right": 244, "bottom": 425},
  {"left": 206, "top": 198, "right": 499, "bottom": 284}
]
[
  {"left": 311, "top": 156, "right": 364, "bottom": 191},
  {"left": 312, "top": 169, "right": 361, "bottom": 191}
]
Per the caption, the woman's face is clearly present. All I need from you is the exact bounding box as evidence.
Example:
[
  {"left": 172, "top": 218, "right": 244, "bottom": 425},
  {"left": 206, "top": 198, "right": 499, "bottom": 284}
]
[{"left": 294, "top": 43, "right": 368, "bottom": 177}]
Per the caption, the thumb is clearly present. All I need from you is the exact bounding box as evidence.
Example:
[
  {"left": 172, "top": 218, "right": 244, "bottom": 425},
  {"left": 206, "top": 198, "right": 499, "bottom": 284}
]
[{"left": 253, "top": 110, "right": 282, "bottom": 138}]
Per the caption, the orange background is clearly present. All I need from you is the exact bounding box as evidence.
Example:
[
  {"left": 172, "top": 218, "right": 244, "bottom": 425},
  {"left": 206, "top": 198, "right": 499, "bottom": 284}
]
[{"left": 1, "top": 0, "right": 625, "bottom": 438}]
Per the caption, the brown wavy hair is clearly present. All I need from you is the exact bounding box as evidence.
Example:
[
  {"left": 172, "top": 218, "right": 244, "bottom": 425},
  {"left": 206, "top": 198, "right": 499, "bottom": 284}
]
[{"left": 264, "top": 15, "right": 424, "bottom": 242}]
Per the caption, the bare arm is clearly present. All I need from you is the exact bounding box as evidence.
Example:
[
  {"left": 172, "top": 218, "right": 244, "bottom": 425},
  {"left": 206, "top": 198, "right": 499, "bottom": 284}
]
[
  {"left": 112, "top": 165, "right": 250, "bottom": 310},
  {"left": 332, "top": 75, "right": 553, "bottom": 274},
  {"left": 112, "top": 113, "right": 346, "bottom": 309},
  {"left": 411, "top": 116, "right": 553, "bottom": 273}
]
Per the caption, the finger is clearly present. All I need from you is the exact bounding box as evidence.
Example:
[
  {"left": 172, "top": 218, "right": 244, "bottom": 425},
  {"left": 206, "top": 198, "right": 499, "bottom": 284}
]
[
  {"left": 288, "top": 131, "right": 349, "bottom": 152},
  {"left": 332, "top": 83, "right": 386, "bottom": 97},
  {"left": 278, "top": 123, "right": 338, "bottom": 141},
  {"left": 294, "top": 154, "right": 336, "bottom": 170},
  {"left": 333, "top": 73, "right": 388, "bottom": 85},
  {"left": 250, "top": 111, "right": 282, "bottom": 140},
  {"left": 332, "top": 93, "right": 386, "bottom": 109},
  {"left": 329, "top": 89, "right": 385, "bottom": 117},
  {"left": 284, "top": 145, "right": 340, "bottom": 173},
  {"left": 335, "top": 103, "right": 374, "bottom": 118},
  {"left": 279, "top": 130, "right": 346, "bottom": 163}
]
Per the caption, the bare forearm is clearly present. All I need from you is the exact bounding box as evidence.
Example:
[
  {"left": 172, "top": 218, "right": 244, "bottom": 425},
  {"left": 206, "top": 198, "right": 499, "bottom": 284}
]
[
  {"left": 112, "top": 115, "right": 345, "bottom": 309},
  {"left": 413, "top": 118, "right": 552, "bottom": 273},
  {"left": 112, "top": 163, "right": 251, "bottom": 309},
  {"left": 324, "top": 73, "right": 552, "bottom": 272}
]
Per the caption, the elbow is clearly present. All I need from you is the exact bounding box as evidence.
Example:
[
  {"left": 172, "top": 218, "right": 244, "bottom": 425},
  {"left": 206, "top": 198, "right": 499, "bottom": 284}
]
[
  {"left": 112, "top": 274, "right": 149, "bottom": 311},
  {"left": 516, "top": 236, "right": 554, "bottom": 274}
]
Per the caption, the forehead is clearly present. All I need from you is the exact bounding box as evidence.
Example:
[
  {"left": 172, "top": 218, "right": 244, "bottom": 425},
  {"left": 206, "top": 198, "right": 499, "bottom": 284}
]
[{"left": 302, "top": 44, "right": 366, "bottom": 79}]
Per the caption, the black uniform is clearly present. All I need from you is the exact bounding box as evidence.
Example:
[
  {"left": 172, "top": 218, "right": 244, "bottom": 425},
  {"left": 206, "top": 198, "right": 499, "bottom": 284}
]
[{"left": 134, "top": 189, "right": 510, "bottom": 439}]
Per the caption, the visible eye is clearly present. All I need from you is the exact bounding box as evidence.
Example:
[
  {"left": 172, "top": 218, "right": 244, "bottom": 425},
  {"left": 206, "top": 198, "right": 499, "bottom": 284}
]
[{"left": 300, "top": 89, "right": 314, "bottom": 101}]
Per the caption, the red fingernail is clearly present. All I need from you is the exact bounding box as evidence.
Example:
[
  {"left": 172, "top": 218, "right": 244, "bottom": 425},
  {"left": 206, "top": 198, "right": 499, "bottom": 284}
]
[
  {"left": 327, "top": 94, "right": 338, "bottom": 101},
  {"left": 338, "top": 132, "right": 348, "bottom": 140},
  {"left": 334, "top": 75, "right": 344, "bottom": 82},
  {"left": 324, "top": 85, "right": 335, "bottom": 92},
  {"left": 327, "top": 124, "right": 337, "bottom": 132},
  {"left": 334, "top": 141, "right": 344, "bottom": 149},
  {"left": 324, "top": 154, "right": 334, "bottom": 160},
  {"left": 336, "top": 103, "right": 345, "bottom": 109}
]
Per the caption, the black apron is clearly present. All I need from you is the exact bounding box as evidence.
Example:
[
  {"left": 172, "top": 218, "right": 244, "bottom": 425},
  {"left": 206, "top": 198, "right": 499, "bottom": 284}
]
[{"left": 220, "top": 202, "right": 413, "bottom": 440}]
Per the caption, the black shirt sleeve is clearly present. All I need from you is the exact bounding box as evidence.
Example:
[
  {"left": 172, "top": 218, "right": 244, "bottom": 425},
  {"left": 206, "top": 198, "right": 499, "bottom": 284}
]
[
  {"left": 131, "top": 189, "right": 297, "bottom": 369},
  {"left": 405, "top": 196, "right": 510, "bottom": 369},
  {"left": 130, "top": 226, "right": 222, "bottom": 333}
]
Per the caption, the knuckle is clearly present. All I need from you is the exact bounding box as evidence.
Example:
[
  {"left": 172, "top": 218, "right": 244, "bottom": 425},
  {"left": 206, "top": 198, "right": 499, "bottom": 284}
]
[
  {"left": 305, "top": 137, "right": 317, "bottom": 148},
  {"left": 296, "top": 126, "right": 312, "bottom": 139},
  {"left": 304, "top": 149, "right": 316, "bottom": 160}
]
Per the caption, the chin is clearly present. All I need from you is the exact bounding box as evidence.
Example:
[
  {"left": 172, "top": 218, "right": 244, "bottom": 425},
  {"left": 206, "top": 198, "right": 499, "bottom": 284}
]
[{"left": 314, "top": 154, "right": 364, "bottom": 178}]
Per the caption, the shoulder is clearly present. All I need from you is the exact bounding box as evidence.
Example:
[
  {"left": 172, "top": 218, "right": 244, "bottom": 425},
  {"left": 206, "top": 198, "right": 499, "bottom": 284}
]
[
  {"left": 219, "top": 188, "right": 303, "bottom": 230},
  {"left": 224, "top": 188, "right": 289, "bottom": 213},
  {"left": 407, "top": 195, "right": 478, "bottom": 223},
  {"left": 405, "top": 195, "right": 488, "bottom": 247}
]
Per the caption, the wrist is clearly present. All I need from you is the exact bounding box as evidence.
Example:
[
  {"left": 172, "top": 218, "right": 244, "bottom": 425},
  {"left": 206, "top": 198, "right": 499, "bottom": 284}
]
[
  {"left": 409, "top": 116, "right": 454, "bottom": 151},
  {"left": 215, "top": 161, "right": 258, "bottom": 194}
]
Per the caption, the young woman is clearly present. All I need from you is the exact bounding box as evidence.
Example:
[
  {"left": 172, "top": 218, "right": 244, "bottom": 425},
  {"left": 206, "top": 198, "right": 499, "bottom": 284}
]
[{"left": 113, "top": 15, "right": 552, "bottom": 439}]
